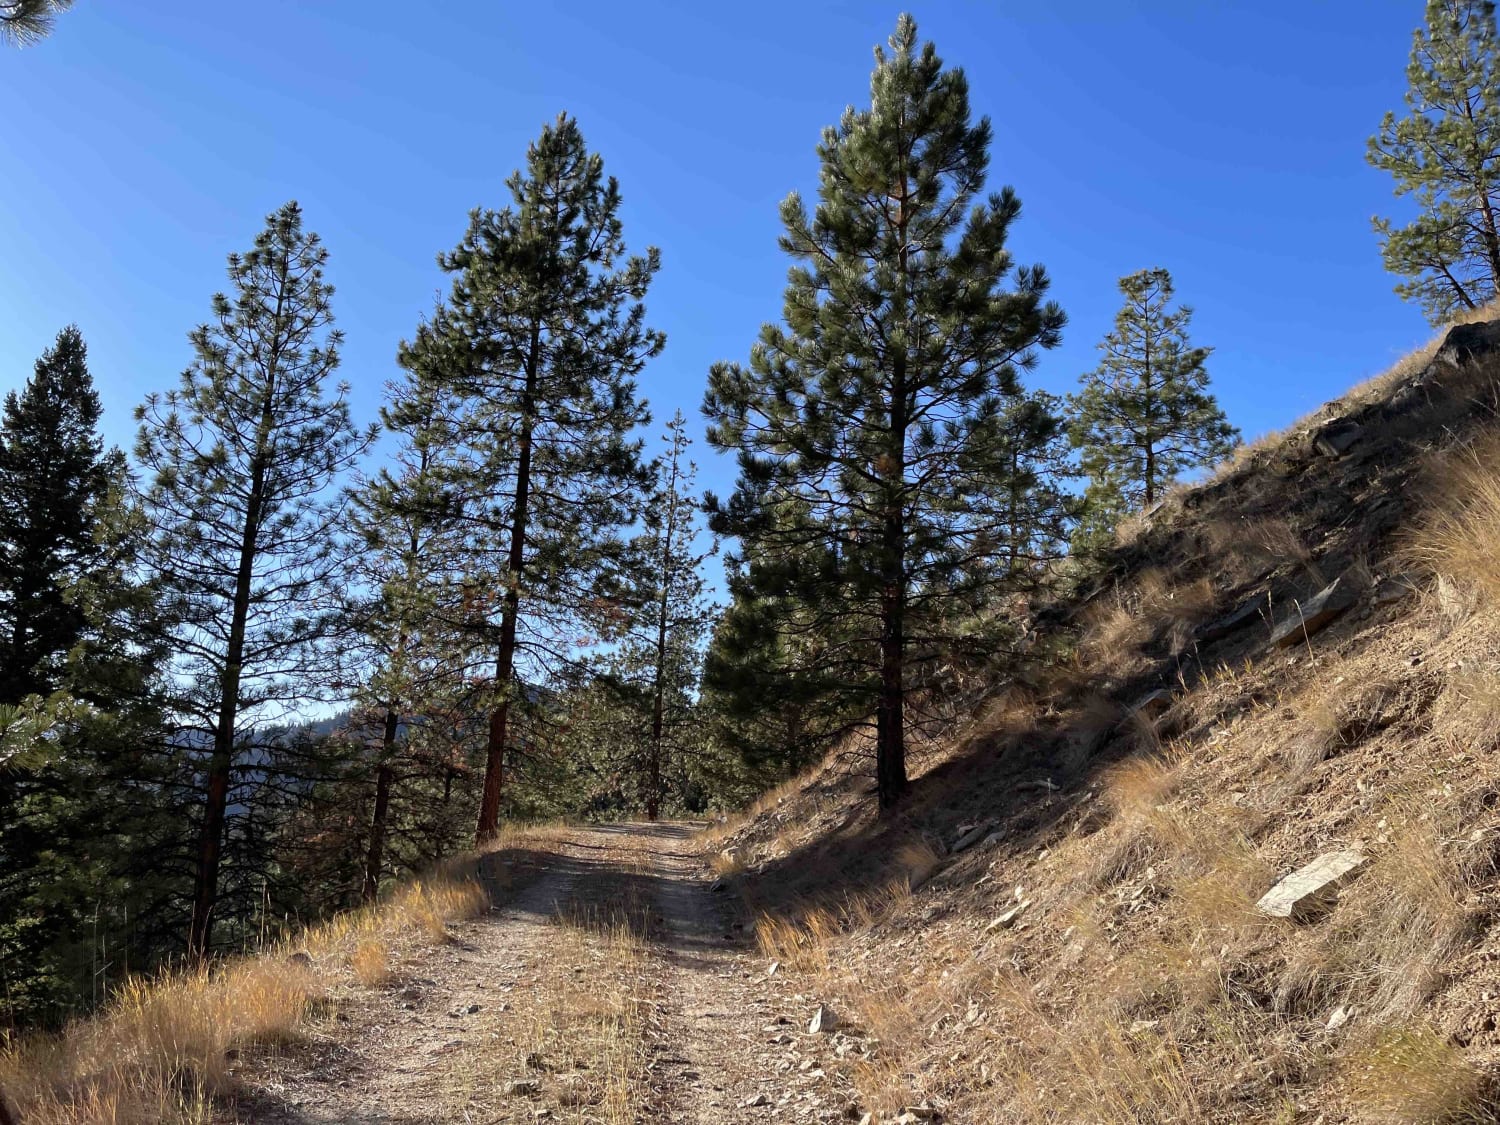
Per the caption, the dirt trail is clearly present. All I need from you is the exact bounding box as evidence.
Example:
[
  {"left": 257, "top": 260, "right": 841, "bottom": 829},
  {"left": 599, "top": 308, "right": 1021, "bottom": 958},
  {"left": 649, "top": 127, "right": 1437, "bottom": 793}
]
[{"left": 231, "top": 825, "right": 859, "bottom": 1124}]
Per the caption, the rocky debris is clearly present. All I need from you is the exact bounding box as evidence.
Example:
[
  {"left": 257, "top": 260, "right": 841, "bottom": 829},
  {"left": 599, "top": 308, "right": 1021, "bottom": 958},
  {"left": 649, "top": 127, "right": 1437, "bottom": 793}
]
[
  {"left": 503, "top": 1078, "right": 542, "bottom": 1097},
  {"left": 743, "top": 1092, "right": 771, "bottom": 1107},
  {"left": 1194, "top": 592, "right": 1270, "bottom": 644},
  {"left": 1312, "top": 418, "right": 1363, "bottom": 458},
  {"left": 1434, "top": 319, "right": 1500, "bottom": 368},
  {"left": 1014, "top": 777, "right": 1059, "bottom": 794},
  {"left": 1128, "top": 688, "right": 1174, "bottom": 721},
  {"left": 556, "top": 1073, "right": 594, "bottom": 1106},
  {"left": 986, "top": 901, "right": 1030, "bottom": 931},
  {"left": 894, "top": 1107, "right": 941, "bottom": 1123},
  {"left": 809, "top": 1003, "right": 838, "bottom": 1034},
  {"left": 1372, "top": 575, "right": 1418, "bottom": 607},
  {"left": 951, "top": 821, "right": 995, "bottom": 853},
  {"left": 1255, "top": 851, "right": 1367, "bottom": 919},
  {"left": 1269, "top": 577, "right": 1358, "bottom": 650}
]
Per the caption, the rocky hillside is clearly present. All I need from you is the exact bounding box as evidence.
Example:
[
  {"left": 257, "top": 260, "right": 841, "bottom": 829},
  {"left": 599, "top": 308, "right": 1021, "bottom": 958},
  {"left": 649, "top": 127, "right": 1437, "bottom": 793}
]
[{"left": 706, "top": 315, "right": 1500, "bottom": 1123}]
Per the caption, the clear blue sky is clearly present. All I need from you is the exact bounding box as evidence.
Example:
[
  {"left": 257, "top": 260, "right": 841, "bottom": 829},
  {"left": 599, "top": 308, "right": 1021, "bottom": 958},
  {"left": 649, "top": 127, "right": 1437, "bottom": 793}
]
[{"left": 0, "top": 1, "right": 1437, "bottom": 514}]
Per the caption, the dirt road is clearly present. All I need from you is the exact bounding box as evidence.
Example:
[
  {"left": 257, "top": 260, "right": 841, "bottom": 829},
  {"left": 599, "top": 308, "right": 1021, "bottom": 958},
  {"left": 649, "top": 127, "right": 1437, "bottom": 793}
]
[{"left": 232, "top": 824, "right": 862, "bottom": 1124}]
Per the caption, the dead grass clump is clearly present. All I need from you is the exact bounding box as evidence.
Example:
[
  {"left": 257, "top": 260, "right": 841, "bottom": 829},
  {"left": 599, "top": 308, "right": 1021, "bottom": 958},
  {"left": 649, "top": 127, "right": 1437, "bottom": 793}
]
[
  {"left": 1345, "top": 1023, "right": 1490, "bottom": 1124},
  {"left": 0, "top": 956, "right": 318, "bottom": 1123},
  {"left": 1410, "top": 432, "right": 1500, "bottom": 606},
  {"left": 1277, "top": 811, "right": 1474, "bottom": 1019},
  {"left": 755, "top": 905, "right": 839, "bottom": 974},
  {"left": 350, "top": 940, "right": 391, "bottom": 987},
  {"left": 1071, "top": 755, "right": 1184, "bottom": 889},
  {"left": 893, "top": 837, "right": 944, "bottom": 891},
  {"left": 387, "top": 874, "right": 488, "bottom": 942},
  {"left": 1084, "top": 570, "right": 1218, "bottom": 665}
]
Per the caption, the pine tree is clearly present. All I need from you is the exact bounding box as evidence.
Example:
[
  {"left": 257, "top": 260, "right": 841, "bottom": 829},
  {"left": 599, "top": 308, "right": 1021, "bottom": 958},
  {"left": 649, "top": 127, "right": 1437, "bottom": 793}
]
[
  {"left": 704, "top": 15, "right": 1064, "bottom": 810},
  {"left": 344, "top": 363, "right": 468, "bottom": 901},
  {"left": 617, "top": 412, "right": 715, "bottom": 820},
  {"left": 1068, "top": 268, "right": 1237, "bottom": 524},
  {"left": 134, "top": 202, "right": 374, "bottom": 958},
  {"left": 1369, "top": 0, "right": 1500, "bottom": 323},
  {"left": 400, "top": 114, "right": 662, "bottom": 843},
  {"left": 0, "top": 0, "right": 71, "bottom": 47},
  {"left": 0, "top": 326, "right": 121, "bottom": 704}
]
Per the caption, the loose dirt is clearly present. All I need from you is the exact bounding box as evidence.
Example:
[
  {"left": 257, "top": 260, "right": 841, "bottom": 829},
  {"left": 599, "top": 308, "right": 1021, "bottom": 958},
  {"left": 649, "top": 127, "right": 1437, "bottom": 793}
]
[{"left": 229, "top": 824, "right": 860, "bottom": 1124}]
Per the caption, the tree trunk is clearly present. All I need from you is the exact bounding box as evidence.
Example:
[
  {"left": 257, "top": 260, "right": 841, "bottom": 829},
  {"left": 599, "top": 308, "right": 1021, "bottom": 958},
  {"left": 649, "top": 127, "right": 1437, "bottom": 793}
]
[
  {"left": 875, "top": 163, "right": 912, "bottom": 813},
  {"left": 476, "top": 320, "right": 540, "bottom": 844},
  {"left": 188, "top": 440, "right": 269, "bottom": 960},
  {"left": 361, "top": 708, "right": 399, "bottom": 903}
]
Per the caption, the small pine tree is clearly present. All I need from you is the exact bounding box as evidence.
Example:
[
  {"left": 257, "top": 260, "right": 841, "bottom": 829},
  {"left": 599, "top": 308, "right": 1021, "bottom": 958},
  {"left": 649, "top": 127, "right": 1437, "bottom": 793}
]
[
  {"left": 400, "top": 114, "right": 663, "bottom": 844},
  {"left": 1068, "top": 268, "right": 1237, "bottom": 524},
  {"left": 1369, "top": 0, "right": 1500, "bottom": 323},
  {"left": 135, "top": 202, "right": 374, "bottom": 958},
  {"left": 617, "top": 412, "right": 716, "bottom": 819},
  {"left": 0, "top": 326, "right": 121, "bottom": 704}
]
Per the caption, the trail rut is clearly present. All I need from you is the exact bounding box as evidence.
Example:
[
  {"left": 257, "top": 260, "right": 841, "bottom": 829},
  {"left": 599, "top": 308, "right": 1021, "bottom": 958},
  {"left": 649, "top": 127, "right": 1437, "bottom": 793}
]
[{"left": 229, "top": 825, "right": 859, "bottom": 1124}]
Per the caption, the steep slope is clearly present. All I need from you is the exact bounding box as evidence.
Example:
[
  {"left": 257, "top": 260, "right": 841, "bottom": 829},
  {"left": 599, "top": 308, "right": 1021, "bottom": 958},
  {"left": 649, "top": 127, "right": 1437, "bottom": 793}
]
[{"left": 706, "top": 314, "right": 1500, "bottom": 1123}]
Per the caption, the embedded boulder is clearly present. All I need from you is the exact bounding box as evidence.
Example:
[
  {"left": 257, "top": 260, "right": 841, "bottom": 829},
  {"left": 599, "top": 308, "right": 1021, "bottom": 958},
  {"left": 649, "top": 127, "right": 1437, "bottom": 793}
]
[
  {"left": 1256, "top": 851, "right": 1367, "bottom": 920},
  {"left": 1433, "top": 319, "right": 1500, "bottom": 369},
  {"left": 1269, "top": 577, "right": 1358, "bottom": 649}
]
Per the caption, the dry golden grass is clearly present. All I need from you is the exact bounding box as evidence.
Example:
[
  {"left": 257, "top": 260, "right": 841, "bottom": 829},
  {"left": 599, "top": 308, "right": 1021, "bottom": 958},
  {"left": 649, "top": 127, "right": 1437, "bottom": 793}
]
[
  {"left": 0, "top": 824, "right": 559, "bottom": 1123},
  {"left": 1344, "top": 1023, "right": 1490, "bottom": 1124},
  {"left": 0, "top": 958, "right": 317, "bottom": 1123},
  {"left": 349, "top": 940, "right": 391, "bottom": 988},
  {"left": 441, "top": 854, "right": 657, "bottom": 1125},
  {"left": 1411, "top": 432, "right": 1500, "bottom": 607},
  {"left": 1084, "top": 569, "right": 1219, "bottom": 667},
  {"left": 1276, "top": 806, "right": 1474, "bottom": 1020}
]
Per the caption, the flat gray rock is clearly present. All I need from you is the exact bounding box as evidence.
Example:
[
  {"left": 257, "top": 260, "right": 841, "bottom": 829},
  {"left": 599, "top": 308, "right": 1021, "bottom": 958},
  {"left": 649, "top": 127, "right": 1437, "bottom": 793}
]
[
  {"left": 1256, "top": 851, "right": 1366, "bottom": 919},
  {"left": 1195, "top": 593, "right": 1269, "bottom": 644},
  {"left": 1269, "top": 577, "right": 1357, "bottom": 649}
]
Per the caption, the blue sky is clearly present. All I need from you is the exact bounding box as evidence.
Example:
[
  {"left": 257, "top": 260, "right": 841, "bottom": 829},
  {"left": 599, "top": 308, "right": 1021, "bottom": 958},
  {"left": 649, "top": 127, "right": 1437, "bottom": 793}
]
[{"left": 0, "top": 1, "right": 1438, "bottom": 514}]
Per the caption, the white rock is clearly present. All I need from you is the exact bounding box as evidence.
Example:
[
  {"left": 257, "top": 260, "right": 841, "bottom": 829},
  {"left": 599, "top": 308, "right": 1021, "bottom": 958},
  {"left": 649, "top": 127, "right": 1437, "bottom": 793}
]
[
  {"left": 808, "top": 1003, "right": 838, "bottom": 1034},
  {"left": 986, "top": 901, "right": 1030, "bottom": 930},
  {"left": 1255, "top": 852, "right": 1367, "bottom": 919}
]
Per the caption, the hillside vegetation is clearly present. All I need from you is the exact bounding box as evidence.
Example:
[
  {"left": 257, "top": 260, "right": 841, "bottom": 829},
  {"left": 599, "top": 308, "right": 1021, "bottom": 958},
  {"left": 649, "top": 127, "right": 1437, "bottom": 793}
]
[{"left": 706, "top": 310, "right": 1500, "bottom": 1123}]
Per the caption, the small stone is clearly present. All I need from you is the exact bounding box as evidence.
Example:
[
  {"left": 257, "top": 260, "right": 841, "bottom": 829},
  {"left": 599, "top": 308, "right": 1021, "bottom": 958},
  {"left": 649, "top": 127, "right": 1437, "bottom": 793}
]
[
  {"left": 986, "top": 902, "right": 1030, "bottom": 930},
  {"left": 743, "top": 1093, "right": 771, "bottom": 1107},
  {"left": 1128, "top": 688, "right": 1173, "bottom": 721},
  {"left": 767, "top": 960, "right": 781, "bottom": 976},
  {"left": 1312, "top": 419, "right": 1363, "bottom": 458},
  {"left": 809, "top": 1003, "right": 838, "bottom": 1034},
  {"left": 951, "top": 821, "right": 994, "bottom": 853},
  {"left": 1256, "top": 851, "right": 1367, "bottom": 919},
  {"left": 1269, "top": 577, "right": 1358, "bottom": 650},
  {"left": 1326, "top": 1004, "right": 1355, "bottom": 1031},
  {"left": 1129, "top": 1019, "right": 1160, "bottom": 1034},
  {"left": 286, "top": 951, "right": 312, "bottom": 967}
]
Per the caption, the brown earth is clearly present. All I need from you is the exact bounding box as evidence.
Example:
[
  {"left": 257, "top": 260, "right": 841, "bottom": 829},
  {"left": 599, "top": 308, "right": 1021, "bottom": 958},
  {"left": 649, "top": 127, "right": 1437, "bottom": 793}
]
[{"left": 224, "top": 824, "right": 864, "bottom": 1124}]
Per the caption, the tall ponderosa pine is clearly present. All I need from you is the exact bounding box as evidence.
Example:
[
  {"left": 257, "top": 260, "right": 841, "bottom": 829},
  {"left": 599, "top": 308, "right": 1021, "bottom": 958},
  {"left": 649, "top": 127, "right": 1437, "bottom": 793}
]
[
  {"left": 0, "top": 327, "right": 122, "bottom": 704},
  {"left": 400, "top": 114, "right": 662, "bottom": 843},
  {"left": 135, "top": 202, "right": 373, "bottom": 957},
  {"left": 1069, "top": 268, "right": 1236, "bottom": 533},
  {"left": 704, "top": 15, "right": 1065, "bottom": 809},
  {"left": 1369, "top": 0, "right": 1500, "bottom": 323}
]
